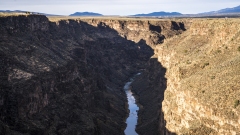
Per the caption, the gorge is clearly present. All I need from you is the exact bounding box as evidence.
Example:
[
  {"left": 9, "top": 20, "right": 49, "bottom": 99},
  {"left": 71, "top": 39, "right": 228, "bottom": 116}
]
[{"left": 0, "top": 15, "right": 239, "bottom": 135}]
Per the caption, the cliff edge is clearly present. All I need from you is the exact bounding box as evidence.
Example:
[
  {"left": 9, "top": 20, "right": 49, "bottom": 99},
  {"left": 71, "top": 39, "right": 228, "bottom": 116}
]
[{"left": 156, "top": 19, "right": 240, "bottom": 134}]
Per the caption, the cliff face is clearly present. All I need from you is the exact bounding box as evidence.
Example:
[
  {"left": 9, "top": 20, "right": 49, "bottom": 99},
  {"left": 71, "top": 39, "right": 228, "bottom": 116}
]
[
  {"left": 0, "top": 15, "right": 151, "bottom": 135},
  {"left": 131, "top": 58, "right": 169, "bottom": 135},
  {"left": 0, "top": 15, "right": 185, "bottom": 135},
  {"left": 2, "top": 15, "right": 238, "bottom": 135},
  {"left": 74, "top": 18, "right": 186, "bottom": 48},
  {"left": 80, "top": 18, "right": 185, "bottom": 135},
  {"left": 156, "top": 19, "right": 240, "bottom": 134}
]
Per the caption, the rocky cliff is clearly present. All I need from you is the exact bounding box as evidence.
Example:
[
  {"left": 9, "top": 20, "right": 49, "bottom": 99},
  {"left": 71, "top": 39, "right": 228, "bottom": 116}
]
[
  {"left": 0, "top": 15, "right": 185, "bottom": 135},
  {"left": 1, "top": 15, "right": 238, "bottom": 135},
  {"left": 156, "top": 19, "right": 240, "bottom": 134},
  {"left": 131, "top": 18, "right": 240, "bottom": 135},
  {"left": 0, "top": 15, "right": 151, "bottom": 135}
]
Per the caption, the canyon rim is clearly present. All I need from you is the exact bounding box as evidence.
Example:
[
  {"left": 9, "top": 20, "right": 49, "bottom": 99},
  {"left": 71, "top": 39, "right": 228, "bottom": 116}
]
[{"left": 0, "top": 14, "right": 239, "bottom": 135}]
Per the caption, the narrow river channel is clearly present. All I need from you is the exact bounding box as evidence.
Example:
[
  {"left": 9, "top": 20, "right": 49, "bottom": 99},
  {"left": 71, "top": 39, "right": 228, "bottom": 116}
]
[{"left": 124, "top": 73, "right": 141, "bottom": 135}]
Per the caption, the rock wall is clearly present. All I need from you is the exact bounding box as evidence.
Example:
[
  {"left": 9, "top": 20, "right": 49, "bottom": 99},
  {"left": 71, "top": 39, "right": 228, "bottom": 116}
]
[
  {"left": 156, "top": 19, "right": 240, "bottom": 134},
  {"left": 75, "top": 18, "right": 186, "bottom": 48},
  {"left": 4, "top": 15, "right": 235, "bottom": 135},
  {"left": 0, "top": 15, "right": 185, "bottom": 135},
  {"left": 0, "top": 15, "right": 152, "bottom": 135},
  {"left": 131, "top": 58, "right": 169, "bottom": 135},
  {"left": 126, "top": 18, "right": 240, "bottom": 135}
]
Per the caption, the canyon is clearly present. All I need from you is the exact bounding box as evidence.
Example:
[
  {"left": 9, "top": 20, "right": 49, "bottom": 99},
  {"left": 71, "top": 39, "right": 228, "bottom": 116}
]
[{"left": 0, "top": 15, "right": 239, "bottom": 135}]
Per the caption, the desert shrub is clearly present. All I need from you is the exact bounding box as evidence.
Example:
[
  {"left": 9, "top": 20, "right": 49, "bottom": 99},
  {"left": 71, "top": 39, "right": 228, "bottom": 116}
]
[
  {"left": 186, "top": 60, "right": 191, "bottom": 64},
  {"left": 216, "top": 50, "right": 221, "bottom": 53},
  {"left": 201, "top": 62, "right": 210, "bottom": 69},
  {"left": 234, "top": 100, "right": 240, "bottom": 108},
  {"left": 204, "top": 62, "right": 209, "bottom": 66},
  {"left": 238, "top": 46, "right": 240, "bottom": 52}
]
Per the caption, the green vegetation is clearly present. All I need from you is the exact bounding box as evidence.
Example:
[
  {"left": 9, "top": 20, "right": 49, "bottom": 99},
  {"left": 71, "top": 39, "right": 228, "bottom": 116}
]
[
  {"left": 201, "top": 62, "right": 209, "bottom": 68},
  {"left": 216, "top": 50, "right": 222, "bottom": 53},
  {"left": 238, "top": 46, "right": 240, "bottom": 52},
  {"left": 186, "top": 60, "right": 191, "bottom": 64},
  {"left": 204, "top": 63, "right": 209, "bottom": 66},
  {"left": 234, "top": 100, "right": 240, "bottom": 108}
]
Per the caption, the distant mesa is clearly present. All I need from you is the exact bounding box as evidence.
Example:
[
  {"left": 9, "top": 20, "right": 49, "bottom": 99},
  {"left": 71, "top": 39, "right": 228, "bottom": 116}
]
[
  {"left": 0, "top": 10, "right": 58, "bottom": 16},
  {"left": 132, "top": 12, "right": 182, "bottom": 17},
  {"left": 69, "top": 12, "right": 103, "bottom": 16},
  {"left": 0, "top": 10, "right": 28, "bottom": 13},
  {"left": 200, "top": 5, "right": 240, "bottom": 14}
]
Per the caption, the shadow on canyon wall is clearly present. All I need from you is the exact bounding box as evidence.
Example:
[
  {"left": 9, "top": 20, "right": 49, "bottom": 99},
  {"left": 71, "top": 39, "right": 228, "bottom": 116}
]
[
  {"left": 132, "top": 58, "right": 176, "bottom": 135},
  {"left": 0, "top": 15, "right": 176, "bottom": 135}
]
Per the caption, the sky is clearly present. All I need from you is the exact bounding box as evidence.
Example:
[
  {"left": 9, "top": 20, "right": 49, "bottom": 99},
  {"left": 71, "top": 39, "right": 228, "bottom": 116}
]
[{"left": 0, "top": 0, "right": 240, "bottom": 16}]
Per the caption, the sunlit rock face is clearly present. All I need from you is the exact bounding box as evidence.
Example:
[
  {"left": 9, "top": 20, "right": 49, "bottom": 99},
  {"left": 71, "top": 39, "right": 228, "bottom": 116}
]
[{"left": 156, "top": 19, "right": 240, "bottom": 134}]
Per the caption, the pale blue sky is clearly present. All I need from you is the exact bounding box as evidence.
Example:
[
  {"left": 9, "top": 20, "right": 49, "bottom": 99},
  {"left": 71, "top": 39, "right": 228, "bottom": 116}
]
[{"left": 0, "top": 0, "right": 240, "bottom": 15}]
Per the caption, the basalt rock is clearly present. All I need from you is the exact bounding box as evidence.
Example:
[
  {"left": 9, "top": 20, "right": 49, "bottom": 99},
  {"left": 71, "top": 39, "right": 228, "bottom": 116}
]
[
  {"left": 0, "top": 15, "right": 186, "bottom": 135},
  {"left": 0, "top": 15, "right": 154, "bottom": 135},
  {"left": 0, "top": 15, "right": 187, "bottom": 135}
]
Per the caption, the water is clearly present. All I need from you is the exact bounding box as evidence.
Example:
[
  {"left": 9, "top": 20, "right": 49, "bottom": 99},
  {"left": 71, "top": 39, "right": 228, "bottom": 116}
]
[{"left": 124, "top": 73, "right": 141, "bottom": 135}]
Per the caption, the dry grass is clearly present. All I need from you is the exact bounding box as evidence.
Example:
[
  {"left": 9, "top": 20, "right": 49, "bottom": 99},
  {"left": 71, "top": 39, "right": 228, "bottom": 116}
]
[
  {"left": 47, "top": 16, "right": 176, "bottom": 22},
  {"left": 0, "top": 12, "right": 27, "bottom": 17},
  {"left": 158, "top": 18, "right": 240, "bottom": 133}
]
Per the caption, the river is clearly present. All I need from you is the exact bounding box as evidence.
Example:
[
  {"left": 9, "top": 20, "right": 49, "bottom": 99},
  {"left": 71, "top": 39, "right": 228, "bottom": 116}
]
[{"left": 124, "top": 73, "right": 140, "bottom": 135}]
